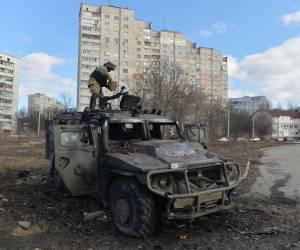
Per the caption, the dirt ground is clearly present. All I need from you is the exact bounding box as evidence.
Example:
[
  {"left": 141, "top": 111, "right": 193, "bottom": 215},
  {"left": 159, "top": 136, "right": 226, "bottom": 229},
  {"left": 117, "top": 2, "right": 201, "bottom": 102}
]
[{"left": 0, "top": 136, "right": 299, "bottom": 250}]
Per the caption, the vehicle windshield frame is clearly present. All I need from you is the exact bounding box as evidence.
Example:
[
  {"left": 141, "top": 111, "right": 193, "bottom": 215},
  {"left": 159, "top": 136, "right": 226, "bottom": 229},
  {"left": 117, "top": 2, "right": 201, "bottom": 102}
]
[
  {"left": 147, "top": 121, "right": 182, "bottom": 140},
  {"left": 108, "top": 120, "right": 147, "bottom": 142}
]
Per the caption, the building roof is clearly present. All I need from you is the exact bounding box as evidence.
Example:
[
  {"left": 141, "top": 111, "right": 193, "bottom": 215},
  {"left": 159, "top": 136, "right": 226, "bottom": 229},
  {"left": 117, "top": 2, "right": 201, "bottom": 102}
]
[
  {"left": 272, "top": 109, "right": 300, "bottom": 118},
  {"left": 81, "top": 3, "right": 132, "bottom": 11},
  {"left": 0, "top": 52, "right": 20, "bottom": 59},
  {"left": 229, "top": 96, "right": 266, "bottom": 100}
]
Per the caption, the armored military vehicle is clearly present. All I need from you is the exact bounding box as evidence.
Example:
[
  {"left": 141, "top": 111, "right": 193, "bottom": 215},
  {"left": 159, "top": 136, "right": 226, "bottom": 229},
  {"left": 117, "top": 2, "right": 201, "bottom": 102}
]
[{"left": 45, "top": 87, "right": 249, "bottom": 237}]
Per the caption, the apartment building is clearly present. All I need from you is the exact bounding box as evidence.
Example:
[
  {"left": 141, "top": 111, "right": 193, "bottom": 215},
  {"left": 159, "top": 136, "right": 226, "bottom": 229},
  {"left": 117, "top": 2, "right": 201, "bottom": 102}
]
[
  {"left": 0, "top": 52, "right": 20, "bottom": 133},
  {"left": 77, "top": 4, "right": 228, "bottom": 111},
  {"left": 271, "top": 109, "right": 300, "bottom": 139},
  {"left": 229, "top": 96, "right": 270, "bottom": 114},
  {"left": 28, "top": 93, "right": 64, "bottom": 114}
]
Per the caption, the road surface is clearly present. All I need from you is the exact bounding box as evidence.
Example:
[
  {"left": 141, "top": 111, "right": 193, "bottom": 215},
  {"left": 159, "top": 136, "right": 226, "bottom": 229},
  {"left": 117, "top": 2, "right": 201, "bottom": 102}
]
[{"left": 251, "top": 144, "right": 300, "bottom": 205}]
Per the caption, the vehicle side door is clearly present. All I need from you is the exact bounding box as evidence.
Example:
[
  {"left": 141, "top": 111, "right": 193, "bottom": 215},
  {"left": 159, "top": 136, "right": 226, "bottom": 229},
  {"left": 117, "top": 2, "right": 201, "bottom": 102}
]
[{"left": 53, "top": 124, "right": 98, "bottom": 196}]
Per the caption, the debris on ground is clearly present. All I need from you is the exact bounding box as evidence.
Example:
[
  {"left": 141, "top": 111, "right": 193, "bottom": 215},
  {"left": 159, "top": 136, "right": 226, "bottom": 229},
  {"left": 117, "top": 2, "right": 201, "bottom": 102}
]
[
  {"left": 11, "top": 224, "right": 45, "bottom": 237},
  {"left": 0, "top": 137, "right": 299, "bottom": 249},
  {"left": 83, "top": 211, "right": 107, "bottom": 222},
  {"left": 18, "top": 221, "right": 32, "bottom": 229},
  {"left": 17, "top": 170, "right": 31, "bottom": 179},
  {"left": 254, "top": 226, "right": 286, "bottom": 235},
  {"left": 179, "top": 233, "right": 188, "bottom": 240}
]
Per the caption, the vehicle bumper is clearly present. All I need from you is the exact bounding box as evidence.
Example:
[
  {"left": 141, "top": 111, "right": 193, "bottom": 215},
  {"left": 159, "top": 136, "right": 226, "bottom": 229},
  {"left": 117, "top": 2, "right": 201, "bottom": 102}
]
[{"left": 146, "top": 161, "right": 250, "bottom": 219}]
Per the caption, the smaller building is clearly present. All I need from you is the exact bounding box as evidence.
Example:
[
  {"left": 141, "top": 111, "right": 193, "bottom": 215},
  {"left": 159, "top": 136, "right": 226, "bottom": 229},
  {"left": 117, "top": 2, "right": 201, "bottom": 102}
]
[
  {"left": 28, "top": 93, "right": 64, "bottom": 114},
  {"left": 229, "top": 96, "right": 270, "bottom": 114},
  {"left": 271, "top": 109, "right": 300, "bottom": 139}
]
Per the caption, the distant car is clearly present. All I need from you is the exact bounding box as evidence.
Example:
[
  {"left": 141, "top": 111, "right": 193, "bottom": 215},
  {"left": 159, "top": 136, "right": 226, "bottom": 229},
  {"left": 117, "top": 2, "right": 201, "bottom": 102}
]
[
  {"left": 217, "top": 137, "right": 230, "bottom": 142},
  {"left": 249, "top": 137, "right": 262, "bottom": 142},
  {"left": 237, "top": 137, "right": 247, "bottom": 142},
  {"left": 277, "top": 137, "right": 289, "bottom": 142}
]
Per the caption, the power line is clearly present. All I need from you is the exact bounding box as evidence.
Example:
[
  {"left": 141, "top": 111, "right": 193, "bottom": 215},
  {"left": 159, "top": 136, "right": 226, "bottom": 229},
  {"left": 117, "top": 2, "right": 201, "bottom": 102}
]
[{"left": 13, "top": 19, "right": 79, "bottom": 58}]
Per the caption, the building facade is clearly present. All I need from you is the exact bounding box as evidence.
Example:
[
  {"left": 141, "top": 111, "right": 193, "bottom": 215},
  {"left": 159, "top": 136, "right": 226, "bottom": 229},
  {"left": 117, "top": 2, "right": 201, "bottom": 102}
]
[
  {"left": 271, "top": 109, "right": 300, "bottom": 139},
  {"left": 229, "top": 96, "right": 270, "bottom": 114},
  {"left": 77, "top": 4, "right": 228, "bottom": 111},
  {"left": 28, "top": 93, "right": 64, "bottom": 114},
  {"left": 0, "top": 52, "right": 20, "bottom": 133}
]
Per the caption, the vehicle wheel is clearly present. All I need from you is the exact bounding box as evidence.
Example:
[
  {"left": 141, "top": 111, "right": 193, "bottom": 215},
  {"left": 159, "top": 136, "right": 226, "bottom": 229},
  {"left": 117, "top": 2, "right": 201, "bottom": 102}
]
[{"left": 109, "top": 178, "right": 157, "bottom": 238}]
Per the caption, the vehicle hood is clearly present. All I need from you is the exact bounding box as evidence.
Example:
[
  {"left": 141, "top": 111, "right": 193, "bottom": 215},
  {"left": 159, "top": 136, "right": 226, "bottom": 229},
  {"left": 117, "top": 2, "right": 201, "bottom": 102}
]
[
  {"left": 132, "top": 140, "right": 216, "bottom": 165},
  {"left": 104, "top": 140, "right": 220, "bottom": 173}
]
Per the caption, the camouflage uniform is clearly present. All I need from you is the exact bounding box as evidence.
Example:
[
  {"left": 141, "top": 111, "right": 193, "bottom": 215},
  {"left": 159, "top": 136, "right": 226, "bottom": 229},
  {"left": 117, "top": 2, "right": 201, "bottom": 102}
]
[{"left": 88, "top": 62, "right": 118, "bottom": 109}]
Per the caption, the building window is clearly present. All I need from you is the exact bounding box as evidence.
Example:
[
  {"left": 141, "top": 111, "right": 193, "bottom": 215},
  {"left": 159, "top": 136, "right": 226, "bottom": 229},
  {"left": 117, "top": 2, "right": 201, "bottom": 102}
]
[
  {"left": 123, "top": 68, "right": 128, "bottom": 73},
  {"left": 92, "top": 12, "right": 100, "bottom": 17},
  {"left": 105, "top": 14, "right": 110, "bottom": 18},
  {"left": 124, "top": 17, "right": 129, "bottom": 22},
  {"left": 124, "top": 24, "right": 129, "bottom": 29}
]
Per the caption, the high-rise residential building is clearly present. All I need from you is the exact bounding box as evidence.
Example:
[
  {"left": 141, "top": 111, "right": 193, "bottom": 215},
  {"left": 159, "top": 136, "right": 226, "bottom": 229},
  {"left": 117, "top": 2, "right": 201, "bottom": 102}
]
[
  {"left": 229, "top": 96, "right": 270, "bottom": 114},
  {"left": 28, "top": 93, "right": 64, "bottom": 114},
  {"left": 0, "top": 52, "right": 20, "bottom": 133},
  {"left": 77, "top": 4, "right": 228, "bottom": 111}
]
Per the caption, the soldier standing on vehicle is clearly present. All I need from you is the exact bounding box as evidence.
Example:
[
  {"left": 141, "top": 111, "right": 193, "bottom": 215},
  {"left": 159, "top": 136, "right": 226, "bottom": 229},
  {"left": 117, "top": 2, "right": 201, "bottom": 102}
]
[{"left": 88, "top": 61, "right": 118, "bottom": 109}]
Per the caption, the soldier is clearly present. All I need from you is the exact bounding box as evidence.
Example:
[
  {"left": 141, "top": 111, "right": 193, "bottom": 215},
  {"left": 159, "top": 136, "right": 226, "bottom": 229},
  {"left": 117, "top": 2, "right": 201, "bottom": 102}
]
[{"left": 88, "top": 61, "right": 118, "bottom": 109}]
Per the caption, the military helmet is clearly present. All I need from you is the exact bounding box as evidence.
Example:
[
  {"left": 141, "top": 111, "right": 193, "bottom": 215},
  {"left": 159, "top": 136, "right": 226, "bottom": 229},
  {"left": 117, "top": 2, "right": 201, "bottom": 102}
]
[{"left": 104, "top": 61, "right": 117, "bottom": 71}]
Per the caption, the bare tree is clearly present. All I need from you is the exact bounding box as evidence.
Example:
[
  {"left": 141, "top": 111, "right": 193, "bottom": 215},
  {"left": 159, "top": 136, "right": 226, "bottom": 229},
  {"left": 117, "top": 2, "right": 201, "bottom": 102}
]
[
  {"left": 16, "top": 107, "right": 27, "bottom": 134},
  {"left": 254, "top": 112, "right": 272, "bottom": 139},
  {"left": 229, "top": 111, "right": 252, "bottom": 138},
  {"left": 134, "top": 62, "right": 189, "bottom": 116},
  {"left": 60, "top": 93, "right": 75, "bottom": 111},
  {"left": 133, "top": 61, "right": 207, "bottom": 127},
  {"left": 132, "top": 61, "right": 227, "bottom": 140}
]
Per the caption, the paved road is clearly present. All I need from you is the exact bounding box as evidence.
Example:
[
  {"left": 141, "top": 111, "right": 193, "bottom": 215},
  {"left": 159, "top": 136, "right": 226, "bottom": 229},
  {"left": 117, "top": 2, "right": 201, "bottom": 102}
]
[{"left": 251, "top": 144, "right": 300, "bottom": 205}]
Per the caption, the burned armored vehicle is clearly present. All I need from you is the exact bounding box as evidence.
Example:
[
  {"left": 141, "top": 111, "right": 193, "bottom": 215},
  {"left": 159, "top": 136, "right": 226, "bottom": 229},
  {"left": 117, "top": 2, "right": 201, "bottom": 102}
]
[{"left": 46, "top": 88, "right": 249, "bottom": 237}]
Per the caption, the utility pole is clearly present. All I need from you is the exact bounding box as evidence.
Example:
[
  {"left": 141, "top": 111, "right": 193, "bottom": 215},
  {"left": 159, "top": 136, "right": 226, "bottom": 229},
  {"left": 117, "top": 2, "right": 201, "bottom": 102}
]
[
  {"left": 252, "top": 115, "right": 255, "bottom": 138},
  {"left": 227, "top": 106, "right": 230, "bottom": 139},
  {"left": 37, "top": 110, "right": 41, "bottom": 135}
]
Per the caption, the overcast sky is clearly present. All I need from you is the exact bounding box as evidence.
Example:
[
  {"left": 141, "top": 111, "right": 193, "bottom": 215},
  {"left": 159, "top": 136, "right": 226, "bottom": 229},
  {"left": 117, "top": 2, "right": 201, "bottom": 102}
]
[{"left": 1, "top": 0, "right": 300, "bottom": 109}]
